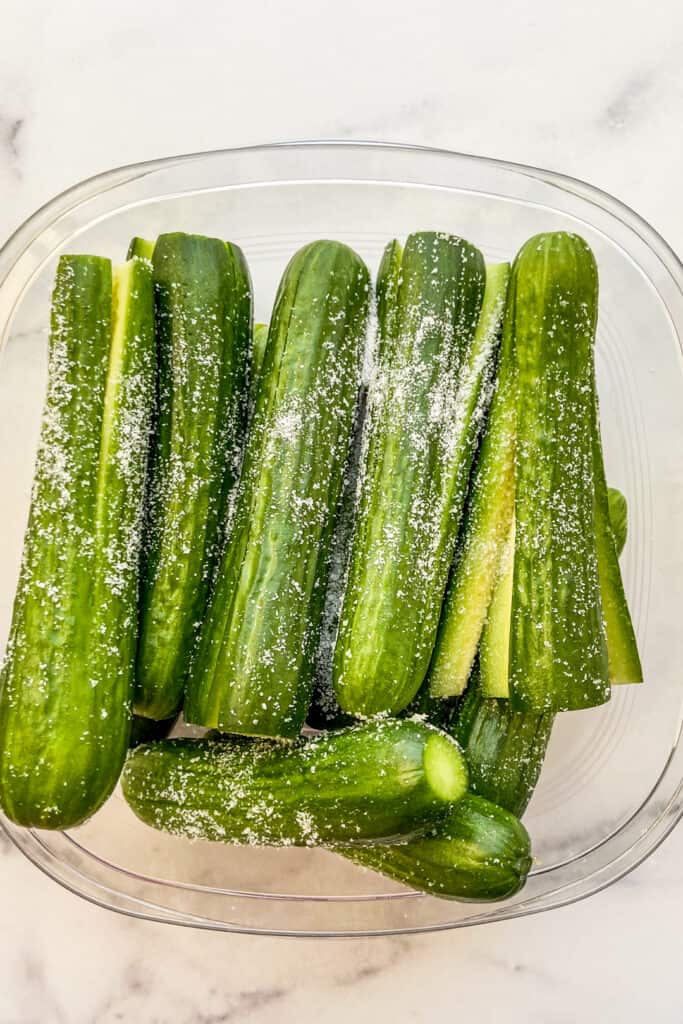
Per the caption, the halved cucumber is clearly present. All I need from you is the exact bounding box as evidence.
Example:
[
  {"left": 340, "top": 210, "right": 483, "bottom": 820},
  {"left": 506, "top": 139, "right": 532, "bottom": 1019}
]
[{"left": 0, "top": 255, "right": 155, "bottom": 828}]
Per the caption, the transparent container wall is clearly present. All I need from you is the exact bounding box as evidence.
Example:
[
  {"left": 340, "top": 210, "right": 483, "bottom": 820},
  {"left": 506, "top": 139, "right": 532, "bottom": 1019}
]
[{"left": 1, "top": 143, "right": 682, "bottom": 935}]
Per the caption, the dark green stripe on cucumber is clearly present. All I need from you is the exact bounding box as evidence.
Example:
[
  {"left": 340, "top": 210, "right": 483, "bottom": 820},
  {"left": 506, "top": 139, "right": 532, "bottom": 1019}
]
[
  {"left": 0, "top": 255, "right": 155, "bottom": 828},
  {"left": 123, "top": 718, "right": 468, "bottom": 846},
  {"left": 135, "top": 233, "right": 252, "bottom": 721}
]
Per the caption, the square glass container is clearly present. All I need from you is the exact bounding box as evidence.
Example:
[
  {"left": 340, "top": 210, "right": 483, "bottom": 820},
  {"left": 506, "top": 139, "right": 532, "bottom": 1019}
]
[{"left": 1, "top": 141, "right": 682, "bottom": 937}]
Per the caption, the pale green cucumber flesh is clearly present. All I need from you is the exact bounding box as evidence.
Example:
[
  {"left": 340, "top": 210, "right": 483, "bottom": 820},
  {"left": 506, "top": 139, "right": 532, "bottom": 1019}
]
[
  {"left": 428, "top": 262, "right": 511, "bottom": 698},
  {"left": 607, "top": 487, "right": 628, "bottom": 558},
  {"left": 479, "top": 519, "right": 515, "bottom": 698}
]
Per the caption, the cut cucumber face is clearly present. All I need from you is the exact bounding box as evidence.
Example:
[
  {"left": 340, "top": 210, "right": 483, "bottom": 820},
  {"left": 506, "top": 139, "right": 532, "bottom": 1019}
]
[
  {"left": 479, "top": 519, "right": 515, "bottom": 698},
  {"left": 607, "top": 487, "right": 628, "bottom": 558}
]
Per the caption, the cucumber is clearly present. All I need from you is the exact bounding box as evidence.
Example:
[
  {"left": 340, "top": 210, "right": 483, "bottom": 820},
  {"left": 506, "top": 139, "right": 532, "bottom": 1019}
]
[
  {"left": 0, "top": 255, "right": 155, "bottom": 828},
  {"left": 592, "top": 409, "right": 642, "bottom": 684},
  {"left": 428, "top": 263, "right": 511, "bottom": 697},
  {"left": 127, "top": 237, "right": 155, "bottom": 261},
  {"left": 333, "top": 232, "right": 488, "bottom": 717},
  {"left": 308, "top": 243, "right": 404, "bottom": 731},
  {"left": 607, "top": 487, "right": 628, "bottom": 558},
  {"left": 507, "top": 233, "right": 609, "bottom": 711},
  {"left": 451, "top": 670, "right": 553, "bottom": 816},
  {"left": 375, "top": 237, "right": 403, "bottom": 362},
  {"left": 307, "top": 383, "right": 367, "bottom": 732},
  {"left": 136, "top": 233, "right": 252, "bottom": 721},
  {"left": 251, "top": 322, "right": 269, "bottom": 398},
  {"left": 345, "top": 794, "right": 531, "bottom": 902},
  {"left": 479, "top": 520, "right": 515, "bottom": 698},
  {"left": 184, "top": 241, "right": 370, "bottom": 739},
  {"left": 479, "top": 482, "right": 633, "bottom": 697},
  {"left": 406, "top": 678, "right": 460, "bottom": 731},
  {"left": 122, "top": 719, "right": 468, "bottom": 845},
  {"left": 475, "top": 238, "right": 634, "bottom": 700},
  {"left": 129, "top": 714, "right": 177, "bottom": 749}
]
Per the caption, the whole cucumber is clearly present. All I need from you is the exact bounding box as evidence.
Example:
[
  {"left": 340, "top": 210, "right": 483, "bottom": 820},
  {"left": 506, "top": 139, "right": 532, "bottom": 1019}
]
[
  {"left": 509, "top": 233, "right": 610, "bottom": 711},
  {"left": 185, "top": 241, "right": 370, "bottom": 739},
  {"left": 136, "top": 233, "right": 252, "bottom": 720},
  {"left": 122, "top": 719, "right": 468, "bottom": 845},
  {"left": 345, "top": 794, "right": 531, "bottom": 902},
  {"left": 334, "top": 232, "right": 487, "bottom": 717}
]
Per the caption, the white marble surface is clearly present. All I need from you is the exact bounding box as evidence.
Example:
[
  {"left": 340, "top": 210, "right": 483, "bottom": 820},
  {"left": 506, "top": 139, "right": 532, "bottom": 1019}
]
[{"left": 2, "top": 1, "right": 683, "bottom": 1020}]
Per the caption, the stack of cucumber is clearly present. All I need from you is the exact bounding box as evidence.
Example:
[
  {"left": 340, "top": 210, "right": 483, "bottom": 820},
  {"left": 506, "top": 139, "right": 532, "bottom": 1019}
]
[{"left": 0, "top": 228, "right": 641, "bottom": 904}]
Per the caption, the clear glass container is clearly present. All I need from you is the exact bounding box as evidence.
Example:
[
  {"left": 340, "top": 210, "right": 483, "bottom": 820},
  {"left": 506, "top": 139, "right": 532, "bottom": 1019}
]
[{"left": 1, "top": 141, "right": 682, "bottom": 936}]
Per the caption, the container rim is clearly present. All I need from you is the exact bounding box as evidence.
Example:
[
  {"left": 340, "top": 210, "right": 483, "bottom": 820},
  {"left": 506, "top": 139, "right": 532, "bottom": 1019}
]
[{"left": 1, "top": 138, "right": 682, "bottom": 937}]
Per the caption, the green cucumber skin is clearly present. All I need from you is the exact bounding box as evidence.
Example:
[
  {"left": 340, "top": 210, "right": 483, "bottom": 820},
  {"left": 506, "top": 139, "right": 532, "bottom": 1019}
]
[
  {"left": 0, "top": 256, "right": 155, "bottom": 828},
  {"left": 406, "top": 679, "right": 460, "bottom": 730},
  {"left": 135, "top": 233, "right": 252, "bottom": 721},
  {"left": 428, "top": 263, "right": 512, "bottom": 698},
  {"left": 334, "top": 232, "right": 487, "bottom": 717},
  {"left": 451, "top": 671, "right": 553, "bottom": 817},
  {"left": 607, "top": 487, "right": 627, "bottom": 558},
  {"left": 307, "top": 243, "right": 404, "bottom": 731},
  {"left": 592, "top": 416, "right": 642, "bottom": 683},
  {"left": 123, "top": 719, "right": 468, "bottom": 846},
  {"left": 509, "top": 233, "right": 609, "bottom": 712},
  {"left": 375, "top": 238, "right": 403, "bottom": 363},
  {"left": 184, "top": 241, "right": 370, "bottom": 739},
  {"left": 307, "top": 384, "right": 369, "bottom": 732},
  {"left": 127, "top": 237, "right": 155, "bottom": 261},
  {"left": 346, "top": 794, "right": 531, "bottom": 902},
  {"left": 251, "top": 322, "right": 269, "bottom": 401}
]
